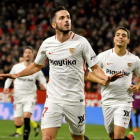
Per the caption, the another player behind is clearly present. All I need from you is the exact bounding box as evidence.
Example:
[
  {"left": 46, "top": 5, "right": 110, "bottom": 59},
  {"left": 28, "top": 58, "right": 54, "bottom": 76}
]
[
  {"left": 0, "top": 7, "right": 123, "bottom": 140},
  {"left": 3, "top": 47, "right": 47, "bottom": 140},
  {"left": 6, "top": 56, "right": 41, "bottom": 137},
  {"left": 87, "top": 27, "right": 140, "bottom": 140}
]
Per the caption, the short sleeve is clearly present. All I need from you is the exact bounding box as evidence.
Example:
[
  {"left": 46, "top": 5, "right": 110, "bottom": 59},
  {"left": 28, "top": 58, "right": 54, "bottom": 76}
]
[
  {"left": 34, "top": 43, "right": 47, "bottom": 65},
  {"left": 82, "top": 38, "right": 99, "bottom": 68},
  {"left": 134, "top": 57, "right": 140, "bottom": 77}
]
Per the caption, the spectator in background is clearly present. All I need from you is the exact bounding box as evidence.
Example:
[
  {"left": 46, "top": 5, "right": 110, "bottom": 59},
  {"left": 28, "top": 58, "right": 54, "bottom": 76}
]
[
  {"left": 0, "top": 0, "right": 140, "bottom": 90},
  {"left": 133, "top": 92, "right": 140, "bottom": 132}
]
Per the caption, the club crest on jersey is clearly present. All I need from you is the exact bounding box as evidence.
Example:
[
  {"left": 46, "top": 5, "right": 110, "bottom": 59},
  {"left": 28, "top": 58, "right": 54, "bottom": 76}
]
[
  {"left": 69, "top": 48, "right": 76, "bottom": 55},
  {"left": 128, "top": 63, "right": 132, "bottom": 68}
]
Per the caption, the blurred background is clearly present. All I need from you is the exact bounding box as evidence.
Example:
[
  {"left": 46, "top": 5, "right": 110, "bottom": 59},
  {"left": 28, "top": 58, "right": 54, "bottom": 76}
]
[{"left": 0, "top": 0, "right": 140, "bottom": 139}]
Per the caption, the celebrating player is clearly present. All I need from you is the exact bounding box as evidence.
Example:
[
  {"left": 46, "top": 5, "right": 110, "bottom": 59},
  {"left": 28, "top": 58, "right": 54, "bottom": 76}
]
[
  {"left": 0, "top": 6, "right": 123, "bottom": 140},
  {"left": 3, "top": 46, "right": 47, "bottom": 140},
  {"left": 88, "top": 27, "right": 140, "bottom": 140}
]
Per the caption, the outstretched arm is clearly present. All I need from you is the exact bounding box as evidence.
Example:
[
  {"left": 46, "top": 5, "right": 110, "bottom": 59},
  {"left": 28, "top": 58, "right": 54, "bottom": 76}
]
[
  {"left": 87, "top": 71, "right": 109, "bottom": 86},
  {"left": 91, "top": 64, "right": 108, "bottom": 81},
  {"left": 0, "top": 63, "right": 43, "bottom": 79},
  {"left": 89, "top": 64, "right": 124, "bottom": 85}
]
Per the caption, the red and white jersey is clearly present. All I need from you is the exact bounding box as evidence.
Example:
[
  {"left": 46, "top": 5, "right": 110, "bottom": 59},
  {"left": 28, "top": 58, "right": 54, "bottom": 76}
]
[
  {"left": 4, "top": 62, "right": 47, "bottom": 96},
  {"left": 98, "top": 48, "right": 140, "bottom": 106},
  {"left": 35, "top": 32, "right": 98, "bottom": 105}
]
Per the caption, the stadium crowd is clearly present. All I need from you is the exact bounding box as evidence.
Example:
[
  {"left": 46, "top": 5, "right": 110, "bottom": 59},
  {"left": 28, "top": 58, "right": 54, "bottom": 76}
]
[{"left": 0, "top": 0, "right": 140, "bottom": 90}]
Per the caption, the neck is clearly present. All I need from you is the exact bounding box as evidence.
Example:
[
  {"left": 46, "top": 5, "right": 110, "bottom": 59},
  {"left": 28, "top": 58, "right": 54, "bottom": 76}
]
[
  {"left": 56, "top": 31, "right": 72, "bottom": 43},
  {"left": 114, "top": 46, "right": 127, "bottom": 56},
  {"left": 24, "top": 60, "right": 31, "bottom": 67}
]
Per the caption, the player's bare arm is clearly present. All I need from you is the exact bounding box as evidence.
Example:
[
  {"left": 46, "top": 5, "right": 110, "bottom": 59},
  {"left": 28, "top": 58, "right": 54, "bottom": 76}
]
[
  {"left": 130, "top": 78, "right": 140, "bottom": 94},
  {"left": 90, "top": 64, "right": 124, "bottom": 83},
  {"left": 87, "top": 71, "right": 110, "bottom": 86},
  {"left": 0, "top": 63, "right": 43, "bottom": 79}
]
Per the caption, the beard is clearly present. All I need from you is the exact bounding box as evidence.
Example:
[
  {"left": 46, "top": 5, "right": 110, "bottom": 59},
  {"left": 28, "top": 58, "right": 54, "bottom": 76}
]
[{"left": 56, "top": 24, "right": 71, "bottom": 34}]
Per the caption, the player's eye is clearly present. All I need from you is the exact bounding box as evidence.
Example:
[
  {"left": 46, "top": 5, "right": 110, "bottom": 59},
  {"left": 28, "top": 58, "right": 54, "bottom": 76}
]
[{"left": 60, "top": 17, "right": 64, "bottom": 20}]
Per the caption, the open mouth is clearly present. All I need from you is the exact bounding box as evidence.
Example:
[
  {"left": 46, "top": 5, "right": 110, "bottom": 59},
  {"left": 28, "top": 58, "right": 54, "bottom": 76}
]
[
  {"left": 117, "top": 40, "right": 123, "bottom": 43},
  {"left": 65, "top": 24, "right": 69, "bottom": 27}
]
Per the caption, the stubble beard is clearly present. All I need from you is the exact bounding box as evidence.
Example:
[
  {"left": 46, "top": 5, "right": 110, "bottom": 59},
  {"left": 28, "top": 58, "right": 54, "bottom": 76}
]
[{"left": 56, "top": 24, "right": 71, "bottom": 34}]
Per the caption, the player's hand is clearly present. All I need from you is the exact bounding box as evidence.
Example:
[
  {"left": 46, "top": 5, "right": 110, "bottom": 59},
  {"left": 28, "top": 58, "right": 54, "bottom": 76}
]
[
  {"left": 107, "top": 72, "right": 124, "bottom": 82},
  {"left": 3, "top": 88, "right": 9, "bottom": 94},
  {"left": 0, "top": 74, "right": 17, "bottom": 79},
  {"left": 39, "top": 83, "right": 46, "bottom": 90},
  {"left": 8, "top": 93, "right": 13, "bottom": 98},
  {"left": 130, "top": 84, "right": 139, "bottom": 94}
]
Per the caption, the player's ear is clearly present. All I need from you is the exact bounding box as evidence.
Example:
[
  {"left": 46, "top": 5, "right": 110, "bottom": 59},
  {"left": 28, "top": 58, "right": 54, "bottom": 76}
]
[
  {"left": 51, "top": 22, "right": 56, "bottom": 29},
  {"left": 127, "top": 39, "right": 130, "bottom": 44},
  {"left": 113, "top": 37, "right": 115, "bottom": 44}
]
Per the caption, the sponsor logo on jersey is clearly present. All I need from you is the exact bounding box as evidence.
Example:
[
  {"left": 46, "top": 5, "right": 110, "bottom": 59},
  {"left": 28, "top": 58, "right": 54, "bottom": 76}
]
[
  {"left": 49, "top": 59, "right": 76, "bottom": 66},
  {"left": 18, "top": 77, "right": 33, "bottom": 82},
  {"left": 69, "top": 48, "right": 76, "bottom": 55},
  {"left": 106, "top": 69, "right": 130, "bottom": 76},
  {"left": 128, "top": 63, "right": 132, "bottom": 68}
]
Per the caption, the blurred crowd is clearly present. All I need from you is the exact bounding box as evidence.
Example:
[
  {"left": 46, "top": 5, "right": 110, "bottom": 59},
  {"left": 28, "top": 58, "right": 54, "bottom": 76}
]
[{"left": 0, "top": 0, "right": 140, "bottom": 91}]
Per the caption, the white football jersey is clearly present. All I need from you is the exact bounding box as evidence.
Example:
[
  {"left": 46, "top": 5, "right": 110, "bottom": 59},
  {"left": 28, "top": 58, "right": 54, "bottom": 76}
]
[
  {"left": 98, "top": 48, "right": 140, "bottom": 106},
  {"left": 35, "top": 32, "right": 98, "bottom": 105},
  {"left": 4, "top": 62, "right": 47, "bottom": 96}
]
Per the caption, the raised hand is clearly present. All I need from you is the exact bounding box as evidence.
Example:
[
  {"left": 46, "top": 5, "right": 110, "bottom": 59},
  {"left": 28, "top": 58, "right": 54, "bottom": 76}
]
[
  {"left": 108, "top": 72, "right": 124, "bottom": 82},
  {"left": 3, "top": 88, "right": 9, "bottom": 94}
]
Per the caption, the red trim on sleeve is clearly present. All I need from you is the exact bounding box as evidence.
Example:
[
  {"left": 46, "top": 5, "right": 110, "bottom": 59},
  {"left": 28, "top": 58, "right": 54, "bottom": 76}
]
[
  {"left": 44, "top": 58, "right": 48, "bottom": 65},
  {"left": 112, "top": 49, "right": 113, "bottom": 53},
  {"left": 71, "top": 33, "right": 75, "bottom": 39}
]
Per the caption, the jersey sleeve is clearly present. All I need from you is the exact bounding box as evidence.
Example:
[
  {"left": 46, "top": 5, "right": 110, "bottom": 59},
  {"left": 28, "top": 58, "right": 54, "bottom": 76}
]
[
  {"left": 34, "top": 43, "right": 47, "bottom": 65},
  {"left": 4, "top": 65, "right": 16, "bottom": 89},
  {"left": 82, "top": 38, "right": 99, "bottom": 68},
  {"left": 37, "top": 71, "right": 47, "bottom": 89},
  {"left": 134, "top": 57, "right": 140, "bottom": 77}
]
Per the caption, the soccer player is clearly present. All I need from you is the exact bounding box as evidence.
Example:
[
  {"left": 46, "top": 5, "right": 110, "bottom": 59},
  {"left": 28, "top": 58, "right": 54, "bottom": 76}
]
[
  {"left": 0, "top": 6, "right": 123, "bottom": 140},
  {"left": 5, "top": 56, "right": 43, "bottom": 137},
  {"left": 87, "top": 27, "right": 140, "bottom": 140},
  {"left": 3, "top": 46, "right": 47, "bottom": 140}
]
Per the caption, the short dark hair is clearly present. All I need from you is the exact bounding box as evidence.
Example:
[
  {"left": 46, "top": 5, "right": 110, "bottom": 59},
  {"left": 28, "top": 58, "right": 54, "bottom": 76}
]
[
  {"left": 24, "top": 46, "right": 34, "bottom": 53},
  {"left": 50, "top": 6, "right": 68, "bottom": 23},
  {"left": 114, "top": 27, "right": 130, "bottom": 39}
]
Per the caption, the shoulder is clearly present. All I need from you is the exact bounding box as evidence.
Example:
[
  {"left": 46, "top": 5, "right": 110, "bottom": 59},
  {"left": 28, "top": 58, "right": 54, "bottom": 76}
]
[
  {"left": 73, "top": 33, "right": 88, "bottom": 44},
  {"left": 13, "top": 63, "right": 22, "bottom": 68},
  {"left": 98, "top": 49, "right": 112, "bottom": 58},
  {"left": 40, "top": 36, "right": 56, "bottom": 47},
  {"left": 127, "top": 52, "right": 139, "bottom": 60}
]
